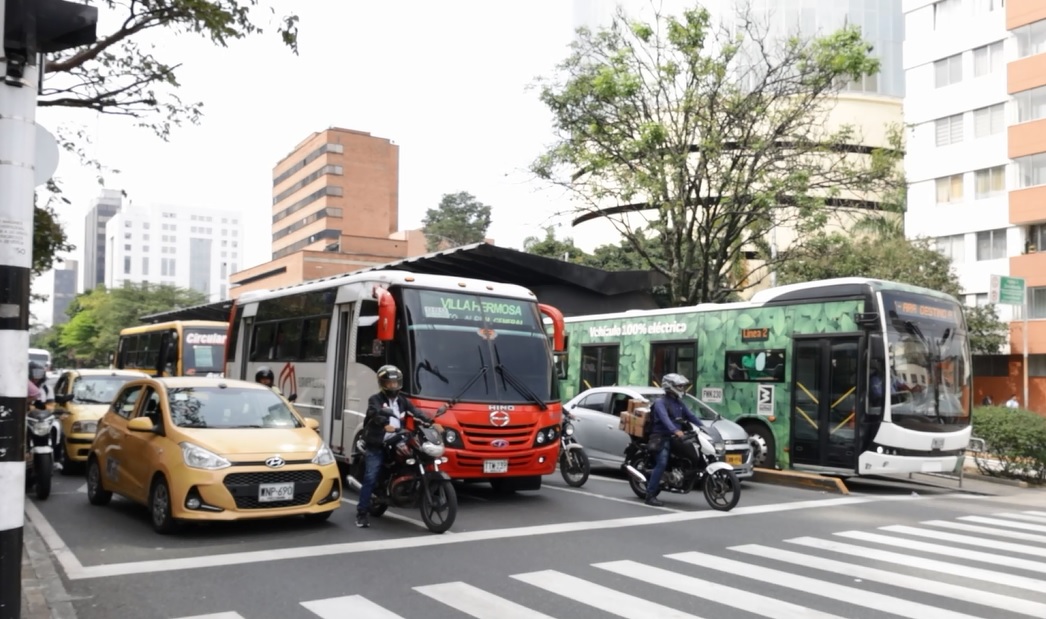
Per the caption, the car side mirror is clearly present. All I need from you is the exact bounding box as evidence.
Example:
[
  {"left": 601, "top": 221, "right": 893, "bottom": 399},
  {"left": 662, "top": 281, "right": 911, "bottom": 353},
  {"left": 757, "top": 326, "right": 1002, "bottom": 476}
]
[
  {"left": 288, "top": 393, "right": 298, "bottom": 403},
  {"left": 304, "top": 417, "right": 319, "bottom": 431},
  {"left": 127, "top": 417, "right": 155, "bottom": 432}
]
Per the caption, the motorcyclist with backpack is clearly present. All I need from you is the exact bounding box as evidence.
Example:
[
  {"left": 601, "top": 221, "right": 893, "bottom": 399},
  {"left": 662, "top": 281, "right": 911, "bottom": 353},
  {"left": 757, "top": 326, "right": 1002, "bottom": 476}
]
[{"left": 645, "top": 373, "right": 704, "bottom": 506}]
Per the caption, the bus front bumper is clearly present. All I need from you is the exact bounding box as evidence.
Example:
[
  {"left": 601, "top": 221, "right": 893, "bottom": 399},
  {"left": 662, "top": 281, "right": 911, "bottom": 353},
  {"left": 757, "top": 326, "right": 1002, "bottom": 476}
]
[
  {"left": 858, "top": 451, "right": 962, "bottom": 475},
  {"left": 440, "top": 443, "right": 559, "bottom": 479}
]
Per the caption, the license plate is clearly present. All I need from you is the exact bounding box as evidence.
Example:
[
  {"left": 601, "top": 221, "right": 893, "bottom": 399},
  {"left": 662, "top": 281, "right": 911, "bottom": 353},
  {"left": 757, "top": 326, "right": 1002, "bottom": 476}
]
[
  {"left": 258, "top": 482, "right": 295, "bottom": 502},
  {"left": 726, "top": 453, "right": 742, "bottom": 466},
  {"left": 483, "top": 459, "right": 508, "bottom": 474}
]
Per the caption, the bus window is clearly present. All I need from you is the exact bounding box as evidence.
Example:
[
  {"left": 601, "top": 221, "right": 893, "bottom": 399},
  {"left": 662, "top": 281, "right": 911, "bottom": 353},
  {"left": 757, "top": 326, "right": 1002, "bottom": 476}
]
[
  {"left": 251, "top": 323, "right": 276, "bottom": 361},
  {"left": 724, "top": 349, "right": 786, "bottom": 382},
  {"left": 649, "top": 341, "right": 697, "bottom": 385},
  {"left": 580, "top": 344, "right": 619, "bottom": 392},
  {"left": 301, "top": 316, "right": 329, "bottom": 361},
  {"left": 275, "top": 320, "right": 303, "bottom": 360},
  {"left": 355, "top": 307, "right": 385, "bottom": 373}
]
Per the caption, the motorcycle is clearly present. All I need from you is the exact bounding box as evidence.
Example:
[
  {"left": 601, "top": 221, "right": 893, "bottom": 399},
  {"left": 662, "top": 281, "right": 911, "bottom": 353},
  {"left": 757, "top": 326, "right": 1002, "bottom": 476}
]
[
  {"left": 348, "top": 409, "right": 457, "bottom": 534},
  {"left": 622, "top": 418, "right": 740, "bottom": 512},
  {"left": 25, "top": 400, "right": 55, "bottom": 500},
  {"left": 559, "top": 413, "right": 590, "bottom": 487}
]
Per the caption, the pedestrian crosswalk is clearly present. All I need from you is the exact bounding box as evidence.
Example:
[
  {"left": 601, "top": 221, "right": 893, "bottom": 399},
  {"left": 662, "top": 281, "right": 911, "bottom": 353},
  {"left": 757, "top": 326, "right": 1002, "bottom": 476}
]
[{"left": 173, "top": 509, "right": 1046, "bottom": 619}]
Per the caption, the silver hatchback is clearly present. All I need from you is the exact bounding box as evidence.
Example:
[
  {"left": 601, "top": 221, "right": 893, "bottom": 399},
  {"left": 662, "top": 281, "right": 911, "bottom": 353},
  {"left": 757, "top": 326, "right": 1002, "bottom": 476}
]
[{"left": 563, "top": 386, "right": 754, "bottom": 480}]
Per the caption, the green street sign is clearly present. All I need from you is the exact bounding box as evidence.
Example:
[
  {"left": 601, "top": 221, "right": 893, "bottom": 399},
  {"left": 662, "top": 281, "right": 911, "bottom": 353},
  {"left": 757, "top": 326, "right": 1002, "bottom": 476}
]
[{"left": 990, "top": 274, "right": 1025, "bottom": 306}]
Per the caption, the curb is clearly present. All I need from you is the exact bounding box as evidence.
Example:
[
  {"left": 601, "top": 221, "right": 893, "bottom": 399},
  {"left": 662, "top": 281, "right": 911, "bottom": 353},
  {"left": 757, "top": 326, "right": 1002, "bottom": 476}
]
[
  {"left": 21, "top": 517, "right": 78, "bottom": 619},
  {"left": 751, "top": 468, "right": 849, "bottom": 494}
]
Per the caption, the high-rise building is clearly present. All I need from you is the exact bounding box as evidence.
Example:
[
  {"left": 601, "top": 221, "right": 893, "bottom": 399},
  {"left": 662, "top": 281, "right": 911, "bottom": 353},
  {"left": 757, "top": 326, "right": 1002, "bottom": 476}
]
[
  {"left": 104, "top": 203, "right": 244, "bottom": 301},
  {"left": 229, "top": 127, "right": 427, "bottom": 298},
  {"left": 51, "top": 260, "right": 78, "bottom": 325},
  {"left": 901, "top": 0, "right": 1046, "bottom": 407},
  {"left": 82, "top": 189, "right": 123, "bottom": 292}
]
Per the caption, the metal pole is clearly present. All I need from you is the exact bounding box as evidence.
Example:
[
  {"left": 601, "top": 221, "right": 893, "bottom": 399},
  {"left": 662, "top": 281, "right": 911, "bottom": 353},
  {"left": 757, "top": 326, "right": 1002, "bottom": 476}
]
[
  {"left": 0, "top": 7, "right": 38, "bottom": 615},
  {"left": 1024, "top": 294, "right": 1030, "bottom": 411}
]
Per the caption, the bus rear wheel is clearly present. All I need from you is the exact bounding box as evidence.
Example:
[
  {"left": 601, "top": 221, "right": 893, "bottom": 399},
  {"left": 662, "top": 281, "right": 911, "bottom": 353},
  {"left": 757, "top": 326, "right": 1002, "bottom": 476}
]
[{"left": 744, "top": 422, "right": 777, "bottom": 469}]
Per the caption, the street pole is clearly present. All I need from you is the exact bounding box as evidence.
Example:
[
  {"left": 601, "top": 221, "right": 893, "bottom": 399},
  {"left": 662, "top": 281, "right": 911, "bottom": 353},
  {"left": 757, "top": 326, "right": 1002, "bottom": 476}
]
[
  {"left": 0, "top": 6, "right": 37, "bottom": 617},
  {"left": 1024, "top": 295, "right": 1029, "bottom": 410}
]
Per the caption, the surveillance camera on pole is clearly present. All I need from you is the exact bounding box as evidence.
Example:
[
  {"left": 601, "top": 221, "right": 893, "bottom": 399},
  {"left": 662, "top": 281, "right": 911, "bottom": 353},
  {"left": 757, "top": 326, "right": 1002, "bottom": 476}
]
[{"left": 0, "top": 2, "right": 96, "bottom": 617}]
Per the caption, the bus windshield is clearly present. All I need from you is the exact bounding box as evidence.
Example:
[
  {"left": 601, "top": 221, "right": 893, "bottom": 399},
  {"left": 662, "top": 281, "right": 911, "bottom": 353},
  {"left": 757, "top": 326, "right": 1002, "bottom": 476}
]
[
  {"left": 400, "top": 288, "right": 555, "bottom": 405},
  {"left": 182, "top": 328, "right": 228, "bottom": 376},
  {"left": 881, "top": 292, "right": 971, "bottom": 433}
]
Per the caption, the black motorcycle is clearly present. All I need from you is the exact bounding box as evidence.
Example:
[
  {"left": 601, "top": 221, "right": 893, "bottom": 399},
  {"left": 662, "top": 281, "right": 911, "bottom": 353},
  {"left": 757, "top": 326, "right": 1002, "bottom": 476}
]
[
  {"left": 622, "top": 417, "right": 740, "bottom": 512},
  {"left": 26, "top": 400, "right": 55, "bottom": 500},
  {"left": 349, "top": 410, "right": 457, "bottom": 534},
  {"left": 559, "top": 413, "right": 590, "bottom": 487}
]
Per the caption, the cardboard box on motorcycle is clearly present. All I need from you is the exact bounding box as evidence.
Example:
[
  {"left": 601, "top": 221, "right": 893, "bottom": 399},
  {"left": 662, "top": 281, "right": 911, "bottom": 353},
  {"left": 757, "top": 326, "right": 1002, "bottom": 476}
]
[{"left": 619, "top": 399, "right": 650, "bottom": 438}]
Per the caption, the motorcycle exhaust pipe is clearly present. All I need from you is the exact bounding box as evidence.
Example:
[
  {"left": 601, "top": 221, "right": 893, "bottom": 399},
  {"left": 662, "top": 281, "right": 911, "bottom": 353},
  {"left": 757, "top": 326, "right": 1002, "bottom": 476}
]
[{"left": 624, "top": 465, "right": 647, "bottom": 484}]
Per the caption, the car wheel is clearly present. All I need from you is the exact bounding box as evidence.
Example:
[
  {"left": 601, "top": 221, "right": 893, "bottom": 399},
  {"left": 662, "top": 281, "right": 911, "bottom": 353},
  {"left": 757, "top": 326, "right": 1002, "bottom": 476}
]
[
  {"left": 86, "top": 457, "right": 111, "bottom": 506},
  {"left": 149, "top": 476, "right": 181, "bottom": 535},
  {"left": 744, "top": 422, "right": 777, "bottom": 469}
]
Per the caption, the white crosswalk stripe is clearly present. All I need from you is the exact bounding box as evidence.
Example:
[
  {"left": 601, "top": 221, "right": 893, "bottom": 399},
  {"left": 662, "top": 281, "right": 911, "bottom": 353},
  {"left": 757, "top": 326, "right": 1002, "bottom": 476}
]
[{"left": 168, "top": 509, "right": 1046, "bottom": 619}]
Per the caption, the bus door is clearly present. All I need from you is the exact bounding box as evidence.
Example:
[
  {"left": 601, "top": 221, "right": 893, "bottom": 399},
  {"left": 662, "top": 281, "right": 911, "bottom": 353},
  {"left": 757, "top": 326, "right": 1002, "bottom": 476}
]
[
  {"left": 791, "top": 336, "right": 861, "bottom": 470},
  {"left": 328, "top": 302, "right": 356, "bottom": 455}
]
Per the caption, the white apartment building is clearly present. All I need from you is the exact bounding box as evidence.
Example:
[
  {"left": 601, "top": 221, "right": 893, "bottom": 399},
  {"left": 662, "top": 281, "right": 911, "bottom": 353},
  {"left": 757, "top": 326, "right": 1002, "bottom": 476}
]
[
  {"left": 104, "top": 203, "right": 244, "bottom": 301},
  {"left": 902, "top": 0, "right": 1013, "bottom": 325}
]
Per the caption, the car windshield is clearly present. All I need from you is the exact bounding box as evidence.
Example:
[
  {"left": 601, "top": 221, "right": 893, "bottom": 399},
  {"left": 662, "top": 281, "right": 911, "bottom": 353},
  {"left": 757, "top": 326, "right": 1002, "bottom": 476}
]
[
  {"left": 166, "top": 386, "right": 302, "bottom": 429},
  {"left": 400, "top": 288, "right": 555, "bottom": 404},
  {"left": 881, "top": 292, "right": 972, "bottom": 433},
  {"left": 72, "top": 376, "right": 134, "bottom": 404},
  {"left": 181, "top": 329, "right": 227, "bottom": 375}
]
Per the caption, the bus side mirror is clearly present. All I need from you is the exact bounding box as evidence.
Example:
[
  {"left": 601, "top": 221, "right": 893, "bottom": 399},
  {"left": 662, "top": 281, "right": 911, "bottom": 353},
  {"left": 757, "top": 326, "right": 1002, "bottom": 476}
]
[
  {"left": 554, "top": 352, "right": 568, "bottom": 380},
  {"left": 373, "top": 286, "right": 396, "bottom": 341},
  {"left": 855, "top": 312, "right": 880, "bottom": 329}
]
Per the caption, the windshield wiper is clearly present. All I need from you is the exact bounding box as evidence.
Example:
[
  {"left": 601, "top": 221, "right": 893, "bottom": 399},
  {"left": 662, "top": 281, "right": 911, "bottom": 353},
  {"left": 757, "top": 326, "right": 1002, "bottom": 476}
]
[
  {"left": 446, "top": 346, "right": 489, "bottom": 407},
  {"left": 493, "top": 343, "right": 548, "bottom": 411}
]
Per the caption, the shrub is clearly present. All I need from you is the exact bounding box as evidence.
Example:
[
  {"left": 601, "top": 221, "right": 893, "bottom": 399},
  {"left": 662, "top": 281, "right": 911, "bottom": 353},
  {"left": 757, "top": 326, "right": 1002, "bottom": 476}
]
[{"left": 971, "top": 406, "right": 1046, "bottom": 484}]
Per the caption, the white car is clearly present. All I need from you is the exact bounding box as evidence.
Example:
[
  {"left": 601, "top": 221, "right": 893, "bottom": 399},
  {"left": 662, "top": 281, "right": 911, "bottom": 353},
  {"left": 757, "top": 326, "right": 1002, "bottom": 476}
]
[{"left": 563, "top": 386, "right": 754, "bottom": 479}]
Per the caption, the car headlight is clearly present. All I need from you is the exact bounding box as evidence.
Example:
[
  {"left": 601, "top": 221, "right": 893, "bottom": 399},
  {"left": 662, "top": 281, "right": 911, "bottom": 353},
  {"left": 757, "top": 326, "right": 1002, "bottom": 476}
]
[
  {"left": 421, "top": 442, "right": 445, "bottom": 458},
  {"left": 312, "top": 442, "right": 335, "bottom": 466},
  {"left": 180, "top": 442, "right": 231, "bottom": 470},
  {"left": 714, "top": 440, "right": 726, "bottom": 455},
  {"left": 71, "top": 420, "right": 97, "bottom": 434},
  {"left": 30, "top": 420, "right": 51, "bottom": 437},
  {"left": 563, "top": 422, "right": 574, "bottom": 436}
]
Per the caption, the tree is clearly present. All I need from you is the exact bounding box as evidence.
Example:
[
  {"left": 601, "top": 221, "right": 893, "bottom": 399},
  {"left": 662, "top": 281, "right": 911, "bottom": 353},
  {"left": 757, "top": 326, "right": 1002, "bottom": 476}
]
[
  {"left": 532, "top": 4, "right": 899, "bottom": 306},
  {"left": 777, "top": 233, "right": 1009, "bottom": 354},
  {"left": 33, "top": 0, "right": 300, "bottom": 273},
  {"left": 421, "top": 192, "right": 492, "bottom": 251},
  {"left": 60, "top": 283, "right": 208, "bottom": 366},
  {"left": 523, "top": 227, "right": 587, "bottom": 262}
]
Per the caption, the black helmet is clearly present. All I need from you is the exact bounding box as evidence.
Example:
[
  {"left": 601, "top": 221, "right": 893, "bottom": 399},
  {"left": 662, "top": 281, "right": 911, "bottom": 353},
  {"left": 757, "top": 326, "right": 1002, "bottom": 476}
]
[
  {"left": 377, "top": 364, "right": 403, "bottom": 397},
  {"left": 255, "top": 366, "right": 275, "bottom": 384},
  {"left": 28, "top": 360, "right": 46, "bottom": 387},
  {"left": 662, "top": 373, "right": 690, "bottom": 399}
]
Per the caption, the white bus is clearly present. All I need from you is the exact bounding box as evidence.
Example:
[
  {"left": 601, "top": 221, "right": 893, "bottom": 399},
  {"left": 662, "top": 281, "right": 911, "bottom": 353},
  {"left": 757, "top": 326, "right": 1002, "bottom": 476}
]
[
  {"left": 225, "top": 270, "right": 568, "bottom": 491},
  {"left": 29, "top": 347, "right": 52, "bottom": 370}
]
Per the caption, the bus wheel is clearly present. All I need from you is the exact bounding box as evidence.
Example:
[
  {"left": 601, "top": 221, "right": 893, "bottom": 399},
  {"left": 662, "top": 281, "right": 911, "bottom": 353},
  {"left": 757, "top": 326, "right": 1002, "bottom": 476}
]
[{"left": 744, "top": 422, "right": 777, "bottom": 469}]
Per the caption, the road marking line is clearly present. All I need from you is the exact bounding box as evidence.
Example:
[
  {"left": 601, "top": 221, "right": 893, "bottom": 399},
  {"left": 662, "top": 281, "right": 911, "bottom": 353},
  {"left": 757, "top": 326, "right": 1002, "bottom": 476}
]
[
  {"left": 787, "top": 535, "right": 1046, "bottom": 595},
  {"left": 834, "top": 531, "right": 1046, "bottom": 574},
  {"left": 169, "top": 613, "right": 245, "bottom": 619},
  {"left": 301, "top": 594, "right": 405, "bottom": 618},
  {"left": 922, "top": 519, "right": 1046, "bottom": 544},
  {"left": 958, "top": 515, "right": 1046, "bottom": 533},
  {"left": 339, "top": 498, "right": 452, "bottom": 533},
  {"left": 733, "top": 543, "right": 1046, "bottom": 617},
  {"left": 512, "top": 569, "right": 703, "bottom": 618},
  {"left": 542, "top": 484, "right": 683, "bottom": 512},
  {"left": 879, "top": 525, "right": 1046, "bottom": 558},
  {"left": 596, "top": 559, "right": 845, "bottom": 619},
  {"left": 415, "top": 581, "right": 556, "bottom": 619},
  {"left": 669, "top": 551, "right": 985, "bottom": 619},
  {"left": 992, "top": 512, "right": 1046, "bottom": 524},
  {"left": 23, "top": 501, "right": 85, "bottom": 579}
]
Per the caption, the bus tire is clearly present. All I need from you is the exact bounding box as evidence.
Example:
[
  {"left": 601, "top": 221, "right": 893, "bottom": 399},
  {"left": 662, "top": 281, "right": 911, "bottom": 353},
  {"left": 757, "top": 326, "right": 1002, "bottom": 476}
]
[{"left": 743, "top": 421, "right": 777, "bottom": 469}]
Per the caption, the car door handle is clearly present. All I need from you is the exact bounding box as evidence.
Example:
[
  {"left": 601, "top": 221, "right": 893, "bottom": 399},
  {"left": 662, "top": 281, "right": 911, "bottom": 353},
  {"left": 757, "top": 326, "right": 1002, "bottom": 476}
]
[{"left": 607, "top": 424, "right": 615, "bottom": 429}]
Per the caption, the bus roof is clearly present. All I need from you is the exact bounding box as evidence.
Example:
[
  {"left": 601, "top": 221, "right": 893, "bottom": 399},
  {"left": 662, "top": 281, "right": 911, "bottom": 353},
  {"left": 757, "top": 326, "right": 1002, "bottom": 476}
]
[
  {"left": 120, "top": 320, "right": 228, "bottom": 334},
  {"left": 28, "top": 347, "right": 50, "bottom": 355},
  {"left": 234, "top": 269, "right": 540, "bottom": 305}
]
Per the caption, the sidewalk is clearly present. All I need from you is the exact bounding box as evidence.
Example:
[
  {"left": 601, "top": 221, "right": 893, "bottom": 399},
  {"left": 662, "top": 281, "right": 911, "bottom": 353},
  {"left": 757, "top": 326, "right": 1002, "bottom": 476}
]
[{"left": 19, "top": 519, "right": 77, "bottom": 619}]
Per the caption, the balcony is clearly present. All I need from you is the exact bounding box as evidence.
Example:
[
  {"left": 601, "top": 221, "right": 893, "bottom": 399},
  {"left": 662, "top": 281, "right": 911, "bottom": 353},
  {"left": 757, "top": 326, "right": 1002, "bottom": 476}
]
[
  {"left": 1008, "top": 0, "right": 1046, "bottom": 30},
  {"left": 1010, "top": 251, "right": 1046, "bottom": 288},
  {"left": 1008, "top": 320, "right": 1046, "bottom": 355},
  {"left": 1008, "top": 54, "right": 1046, "bottom": 95},
  {"left": 1009, "top": 118, "right": 1046, "bottom": 159},
  {"left": 1010, "top": 186, "right": 1046, "bottom": 225}
]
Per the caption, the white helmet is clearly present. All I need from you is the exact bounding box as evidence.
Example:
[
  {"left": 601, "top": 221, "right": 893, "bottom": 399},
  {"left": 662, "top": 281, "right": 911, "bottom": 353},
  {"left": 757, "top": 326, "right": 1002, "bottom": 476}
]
[{"left": 662, "top": 373, "right": 690, "bottom": 398}]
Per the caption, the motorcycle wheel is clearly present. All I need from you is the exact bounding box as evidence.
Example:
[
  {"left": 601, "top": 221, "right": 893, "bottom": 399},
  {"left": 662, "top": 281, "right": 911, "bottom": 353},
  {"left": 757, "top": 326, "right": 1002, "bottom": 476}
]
[
  {"left": 369, "top": 503, "right": 389, "bottom": 517},
  {"left": 33, "top": 453, "right": 52, "bottom": 500},
  {"left": 626, "top": 456, "right": 649, "bottom": 499},
  {"left": 703, "top": 468, "right": 741, "bottom": 512},
  {"left": 419, "top": 480, "right": 457, "bottom": 534},
  {"left": 559, "top": 448, "right": 590, "bottom": 488}
]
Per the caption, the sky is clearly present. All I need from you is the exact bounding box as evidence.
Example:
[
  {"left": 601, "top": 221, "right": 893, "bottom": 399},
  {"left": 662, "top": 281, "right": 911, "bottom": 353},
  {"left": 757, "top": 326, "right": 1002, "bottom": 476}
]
[{"left": 31, "top": 0, "right": 601, "bottom": 324}]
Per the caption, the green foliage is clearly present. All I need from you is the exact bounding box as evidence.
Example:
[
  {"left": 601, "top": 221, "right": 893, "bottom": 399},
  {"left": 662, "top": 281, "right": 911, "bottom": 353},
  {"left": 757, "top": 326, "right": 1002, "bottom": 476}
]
[
  {"left": 965, "top": 304, "right": 1008, "bottom": 355},
  {"left": 972, "top": 406, "right": 1046, "bottom": 484},
  {"left": 522, "top": 227, "right": 587, "bottom": 262},
  {"left": 58, "top": 283, "right": 208, "bottom": 366},
  {"left": 33, "top": 190, "right": 74, "bottom": 277},
  {"left": 533, "top": 3, "right": 897, "bottom": 305},
  {"left": 421, "top": 192, "right": 493, "bottom": 251}
]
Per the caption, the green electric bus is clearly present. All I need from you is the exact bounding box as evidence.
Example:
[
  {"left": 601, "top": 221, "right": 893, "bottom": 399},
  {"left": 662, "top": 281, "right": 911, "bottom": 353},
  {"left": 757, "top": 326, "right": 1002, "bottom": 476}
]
[{"left": 556, "top": 277, "right": 972, "bottom": 476}]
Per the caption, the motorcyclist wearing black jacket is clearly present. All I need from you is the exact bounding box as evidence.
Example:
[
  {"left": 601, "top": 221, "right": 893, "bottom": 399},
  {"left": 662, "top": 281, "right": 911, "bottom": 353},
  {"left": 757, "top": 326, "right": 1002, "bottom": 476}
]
[{"left": 355, "top": 364, "right": 436, "bottom": 528}]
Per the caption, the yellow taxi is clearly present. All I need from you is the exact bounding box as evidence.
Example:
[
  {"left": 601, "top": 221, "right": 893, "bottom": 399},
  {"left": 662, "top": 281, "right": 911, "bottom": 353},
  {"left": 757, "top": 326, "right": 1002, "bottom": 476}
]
[
  {"left": 85, "top": 376, "right": 341, "bottom": 534},
  {"left": 52, "top": 369, "right": 149, "bottom": 474}
]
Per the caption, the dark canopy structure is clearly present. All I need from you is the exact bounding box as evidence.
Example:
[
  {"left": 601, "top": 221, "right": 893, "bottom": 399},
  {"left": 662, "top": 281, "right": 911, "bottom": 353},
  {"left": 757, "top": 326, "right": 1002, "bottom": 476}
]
[{"left": 140, "top": 243, "right": 666, "bottom": 323}]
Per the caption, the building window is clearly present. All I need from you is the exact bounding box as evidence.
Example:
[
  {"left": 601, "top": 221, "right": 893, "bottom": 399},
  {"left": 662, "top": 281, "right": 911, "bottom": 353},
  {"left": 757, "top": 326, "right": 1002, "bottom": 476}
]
[
  {"left": 973, "top": 41, "right": 1004, "bottom": 77},
  {"left": 973, "top": 0, "right": 1005, "bottom": 13},
  {"left": 579, "top": 345, "right": 619, "bottom": 392},
  {"left": 142, "top": 257, "right": 149, "bottom": 276},
  {"left": 124, "top": 244, "right": 131, "bottom": 251},
  {"left": 1031, "top": 287, "right": 1046, "bottom": 319},
  {"left": 935, "top": 114, "right": 964, "bottom": 146},
  {"left": 124, "top": 221, "right": 132, "bottom": 228},
  {"left": 143, "top": 223, "right": 150, "bottom": 230},
  {"left": 1015, "top": 19, "right": 1046, "bottom": 59},
  {"left": 976, "top": 229, "right": 1007, "bottom": 260},
  {"left": 973, "top": 104, "right": 1005, "bottom": 138},
  {"left": 123, "top": 256, "right": 131, "bottom": 274},
  {"left": 124, "top": 232, "right": 132, "bottom": 240},
  {"left": 934, "top": 53, "right": 963, "bottom": 88},
  {"left": 974, "top": 166, "right": 1006, "bottom": 198},
  {"left": 935, "top": 174, "right": 964, "bottom": 203},
  {"left": 1016, "top": 84, "right": 1046, "bottom": 123},
  {"left": 936, "top": 234, "right": 965, "bottom": 262},
  {"left": 934, "top": 0, "right": 963, "bottom": 30},
  {"left": 1017, "top": 152, "right": 1046, "bottom": 187}
]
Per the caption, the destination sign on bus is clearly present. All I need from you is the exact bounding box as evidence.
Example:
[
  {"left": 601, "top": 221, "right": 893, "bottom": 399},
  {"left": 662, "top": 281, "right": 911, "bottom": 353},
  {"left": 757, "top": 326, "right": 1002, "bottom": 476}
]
[
  {"left": 889, "top": 300, "right": 958, "bottom": 323},
  {"left": 418, "top": 290, "right": 532, "bottom": 327},
  {"left": 185, "top": 331, "right": 227, "bottom": 346}
]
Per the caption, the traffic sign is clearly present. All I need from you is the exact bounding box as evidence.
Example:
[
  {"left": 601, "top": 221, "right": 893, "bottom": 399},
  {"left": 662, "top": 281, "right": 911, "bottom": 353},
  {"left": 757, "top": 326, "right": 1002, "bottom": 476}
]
[{"left": 989, "top": 274, "right": 1025, "bottom": 306}]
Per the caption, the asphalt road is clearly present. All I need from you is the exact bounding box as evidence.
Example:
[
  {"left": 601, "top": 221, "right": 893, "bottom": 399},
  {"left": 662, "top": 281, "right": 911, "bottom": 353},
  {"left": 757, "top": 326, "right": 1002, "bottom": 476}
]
[{"left": 25, "top": 466, "right": 1046, "bottom": 619}]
